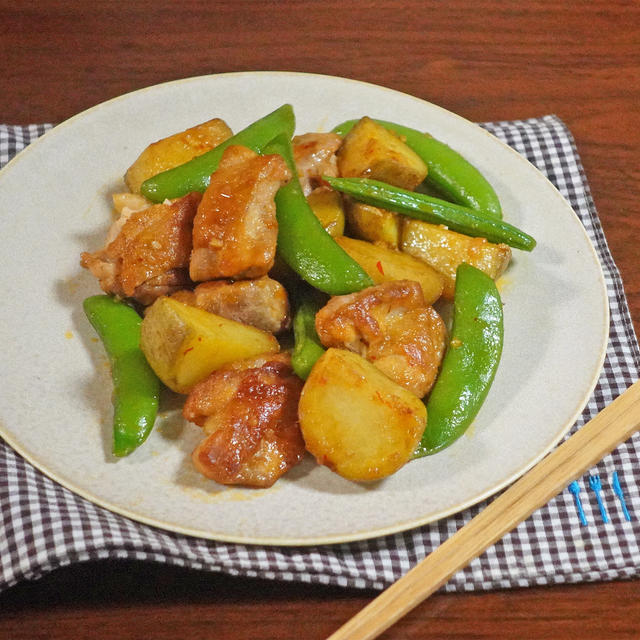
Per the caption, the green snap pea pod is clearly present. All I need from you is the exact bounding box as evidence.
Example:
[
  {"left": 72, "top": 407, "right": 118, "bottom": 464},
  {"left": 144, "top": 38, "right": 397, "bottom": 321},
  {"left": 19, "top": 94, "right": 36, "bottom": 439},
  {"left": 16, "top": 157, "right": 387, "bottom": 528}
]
[
  {"left": 291, "top": 289, "right": 327, "bottom": 380},
  {"left": 414, "top": 263, "right": 503, "bottom": 457},
  {"left": 332, "top": 118, "right": 502, "bottom": 219},
  {"left": 263, "top": 134, "right": 374, "bottom": 295},
  {"left": 83, "top": 295, "right": 160, "bottom": 457},
  {"left": 324, "top": 176, "right": 536, "bottom": 252},
  {"left": 141, "top": 104, "right": 296, "bottom": 203}
]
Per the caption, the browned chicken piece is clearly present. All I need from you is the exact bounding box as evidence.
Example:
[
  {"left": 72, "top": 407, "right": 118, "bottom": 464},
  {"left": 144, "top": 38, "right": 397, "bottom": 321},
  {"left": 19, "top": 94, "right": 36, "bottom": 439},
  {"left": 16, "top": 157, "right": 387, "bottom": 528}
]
[
  {"left": 190, "top": 145, "right": 291, "bottom": 282},
  {"left": 171, "top": 276, "right": 291, "bottom": 334},
  {"left": 80, "top": 192, "right": 201, "bottom": 305},
  {"left": 183, "top": 353, "right": 305, "bottom": 488},
  {"left": 292, "top": 132, "right": 343, "bottom": 196},
  {"left": 315, "top": 280, "right": 447, "bottom": 398}
]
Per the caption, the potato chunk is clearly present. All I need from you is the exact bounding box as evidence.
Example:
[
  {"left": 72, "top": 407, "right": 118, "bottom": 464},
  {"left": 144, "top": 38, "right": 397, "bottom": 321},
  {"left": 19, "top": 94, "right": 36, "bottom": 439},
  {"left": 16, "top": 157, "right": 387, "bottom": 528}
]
[
  {"left": 337, "top": 117, "right": 428, "bottom": 190},
  {"left": 140, "top": 297, "right": 279, "bottom": 393},
  {"left": 306, "top": 187, "right": 345, "bottom": 237},
  {"left": 335, "top": 236, "right": 444, "bottom": 305},
  {"left": 401, "top": 220, "right": 512, "bottom": 299},
  {"left": 124, "top": 118, "right": 233, "bottom": 193},
  {"left": 345, "top": 201, "right": 402, "bottom": 248},
  {"left": 299, "top": 348, "right": 427, "bottom": 482}
]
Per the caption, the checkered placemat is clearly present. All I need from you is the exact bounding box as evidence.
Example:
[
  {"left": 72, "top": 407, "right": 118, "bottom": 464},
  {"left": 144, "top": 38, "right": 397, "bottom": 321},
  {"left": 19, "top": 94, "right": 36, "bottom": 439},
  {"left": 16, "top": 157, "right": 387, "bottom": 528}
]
[{"left": 1, "top": 117, "right": 639, "bottom": 593}]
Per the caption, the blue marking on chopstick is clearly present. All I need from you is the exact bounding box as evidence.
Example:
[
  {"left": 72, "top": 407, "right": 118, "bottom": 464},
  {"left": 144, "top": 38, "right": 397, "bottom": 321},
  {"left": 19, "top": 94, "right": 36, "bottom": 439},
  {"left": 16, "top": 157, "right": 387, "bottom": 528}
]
[
  {"left": 588, "top": 474, "right": 609, "bottom": 524},
  {"left": 612, "top": 471, "right": 632, "bottom": 522},
  {"left": 568, "top": 481, "right": 587, "bottom": 526}
]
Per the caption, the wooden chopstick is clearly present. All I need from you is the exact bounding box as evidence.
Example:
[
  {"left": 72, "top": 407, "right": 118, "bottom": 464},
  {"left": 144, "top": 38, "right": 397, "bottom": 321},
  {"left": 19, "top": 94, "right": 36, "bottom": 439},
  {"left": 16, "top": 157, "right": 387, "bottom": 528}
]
[{"left": 328, "top": 379, "right": 640, "bottom": 640}]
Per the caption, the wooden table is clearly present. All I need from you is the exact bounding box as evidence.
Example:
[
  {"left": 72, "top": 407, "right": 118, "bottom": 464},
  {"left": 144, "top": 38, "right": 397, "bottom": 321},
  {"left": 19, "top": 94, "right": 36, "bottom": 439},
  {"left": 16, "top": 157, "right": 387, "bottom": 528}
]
[{"left": 1, "top": 1, "right": 639, "bottom": 638}]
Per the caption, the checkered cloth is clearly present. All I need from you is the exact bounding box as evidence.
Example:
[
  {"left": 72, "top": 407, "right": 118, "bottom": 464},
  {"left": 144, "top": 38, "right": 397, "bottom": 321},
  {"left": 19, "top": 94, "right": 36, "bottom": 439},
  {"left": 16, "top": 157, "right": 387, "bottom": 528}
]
[{"left": 1, "top": 117, "right": 639, "bottom": 593}]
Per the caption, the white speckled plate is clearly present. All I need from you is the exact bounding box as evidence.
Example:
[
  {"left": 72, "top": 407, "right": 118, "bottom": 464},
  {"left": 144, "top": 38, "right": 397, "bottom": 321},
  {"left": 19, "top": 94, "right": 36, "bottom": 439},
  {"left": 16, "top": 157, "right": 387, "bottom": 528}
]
[{"left": 0, "top": 72, "right": 608, "bottom": 545}]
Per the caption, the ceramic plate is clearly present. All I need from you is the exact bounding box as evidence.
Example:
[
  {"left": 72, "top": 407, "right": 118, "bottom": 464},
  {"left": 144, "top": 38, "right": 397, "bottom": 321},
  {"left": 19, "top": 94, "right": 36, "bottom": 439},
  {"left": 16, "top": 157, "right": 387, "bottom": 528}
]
[{"left": 0, "top": 72, "right": 608, "bottom": 545}]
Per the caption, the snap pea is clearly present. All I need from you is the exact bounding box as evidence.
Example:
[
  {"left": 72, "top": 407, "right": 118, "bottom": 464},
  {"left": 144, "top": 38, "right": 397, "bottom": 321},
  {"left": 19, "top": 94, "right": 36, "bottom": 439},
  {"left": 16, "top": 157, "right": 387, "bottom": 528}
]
[
  {"left": 332, "top": 118, "right": 502, "bottom": 219},
  {"left": 324, "top": 176, "right": 536, "bottom": 251},
  {"left": 291, "top": 289, "right": 327, "bottom": 380},
  {"left": 414, "top": 263, "right": 503, "bottom": 457},
  {"left": 141, "top": 104, "right": 296, "bottom": 203},
  {"left": 262, "top": 133, "right": 374, "bottom": 295},
  {"left": 83, "top": 295, "right": 160, "bottom": 457}
]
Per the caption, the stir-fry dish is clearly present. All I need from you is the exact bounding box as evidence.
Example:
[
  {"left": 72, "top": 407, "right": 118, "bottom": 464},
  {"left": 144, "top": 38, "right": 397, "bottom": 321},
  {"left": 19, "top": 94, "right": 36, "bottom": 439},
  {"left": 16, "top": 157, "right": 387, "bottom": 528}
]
[{"left": 81, "top": 104, "right": 535, "bottom": 488}]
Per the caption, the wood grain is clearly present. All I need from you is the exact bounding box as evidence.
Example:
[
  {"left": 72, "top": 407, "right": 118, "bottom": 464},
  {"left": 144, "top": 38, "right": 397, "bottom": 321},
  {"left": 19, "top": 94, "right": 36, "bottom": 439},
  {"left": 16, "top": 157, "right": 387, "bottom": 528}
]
[
  {"left": 2, "top": 562, "right": 640, "bottom": 639},
  {"left": 328, "top": 381, "right": 640, "bottom": 639},
  {"left": 1, "top": 1, "right": 639, "bottom": 638}
]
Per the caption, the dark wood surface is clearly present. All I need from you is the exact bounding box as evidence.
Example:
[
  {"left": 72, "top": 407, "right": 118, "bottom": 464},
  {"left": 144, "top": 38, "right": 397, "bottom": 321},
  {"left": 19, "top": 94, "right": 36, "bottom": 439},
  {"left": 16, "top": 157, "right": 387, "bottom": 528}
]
[{"left": 1, "top": 1, "right": 639, "bottom": 637}]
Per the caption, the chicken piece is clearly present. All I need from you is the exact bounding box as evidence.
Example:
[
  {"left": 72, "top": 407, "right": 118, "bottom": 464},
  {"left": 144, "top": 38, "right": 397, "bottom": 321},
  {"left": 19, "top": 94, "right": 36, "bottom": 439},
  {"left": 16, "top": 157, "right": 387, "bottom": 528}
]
[
  {"left": 315, "top": 280, "right": 447, "bottom": 398},
  {"left": 190, "top": 145, "right": 291, "bottom": 281},
  {"left": 183, "top": 353, "right": 305, "bottom": 488},
  {"left": 293, "top": 132, "right": 343, "bottom": 196},
  {"left": 171, "top": 276, "right": 291, "bottom": 334},
  {"left": 80, "top": 192, "right": 201, "bottom": 305},
  {"left": 135, "top": 271, "right": 196, "bottom": 307}
]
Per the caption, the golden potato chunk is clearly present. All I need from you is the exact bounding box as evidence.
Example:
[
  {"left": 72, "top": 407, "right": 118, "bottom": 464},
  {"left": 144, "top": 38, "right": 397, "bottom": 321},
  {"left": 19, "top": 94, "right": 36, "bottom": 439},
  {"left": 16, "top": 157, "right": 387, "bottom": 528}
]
[
  {"left": 337, "top": 117, "right": 428, "bottom": 190},
  {"left": 401, "top": 220, "right": 512, "bottom": 299},
  {"left": 306, "top": 187, "right": 345, "bottom": 237},
  {"left": 345, "top": 200, "right": 402, "bottom": 248},
  {"left": 124, "top": 118, "right": 233, "bottom": 193},
  {"left": 335, "top": 236, "right": 444, "bottom": 305},
  {"left": 140, "top": 296, "right": 279, "bottom": 394},
  {"left": 299, "top": 348, "right": 427, "bottom": 482}
]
